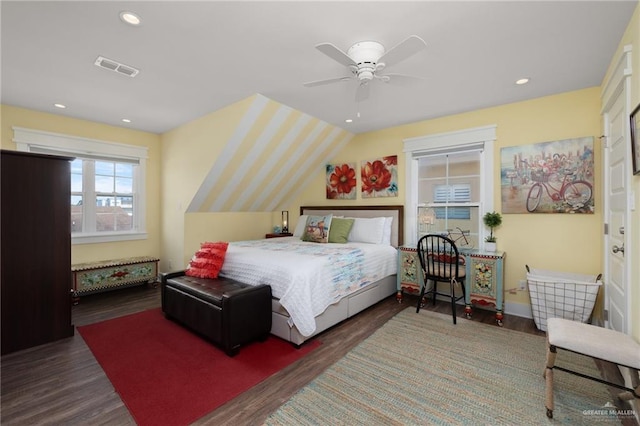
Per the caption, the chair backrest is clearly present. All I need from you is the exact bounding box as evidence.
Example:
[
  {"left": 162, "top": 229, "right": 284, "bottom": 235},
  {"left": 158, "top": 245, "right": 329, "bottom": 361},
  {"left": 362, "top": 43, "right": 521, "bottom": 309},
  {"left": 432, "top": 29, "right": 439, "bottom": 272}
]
[{"left": 417, "top": 234, "right": 464, "bottom": 281}]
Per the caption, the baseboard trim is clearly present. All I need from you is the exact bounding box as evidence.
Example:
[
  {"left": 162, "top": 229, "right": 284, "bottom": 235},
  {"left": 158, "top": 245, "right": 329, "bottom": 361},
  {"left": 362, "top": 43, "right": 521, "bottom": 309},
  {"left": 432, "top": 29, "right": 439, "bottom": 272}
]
[
  {"left": 503, "top": 301, "right": 533, "bottom": 319},
  {"left": 441, "top": 297, "right": 534, "bottom": 320}
]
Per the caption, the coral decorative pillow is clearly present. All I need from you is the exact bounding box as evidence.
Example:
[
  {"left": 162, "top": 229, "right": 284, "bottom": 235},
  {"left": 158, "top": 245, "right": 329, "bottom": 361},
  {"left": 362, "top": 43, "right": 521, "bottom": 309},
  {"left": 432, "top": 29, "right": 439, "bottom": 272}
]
[{"left": 185, "top": 241, "right": 228, "bottom": 279}]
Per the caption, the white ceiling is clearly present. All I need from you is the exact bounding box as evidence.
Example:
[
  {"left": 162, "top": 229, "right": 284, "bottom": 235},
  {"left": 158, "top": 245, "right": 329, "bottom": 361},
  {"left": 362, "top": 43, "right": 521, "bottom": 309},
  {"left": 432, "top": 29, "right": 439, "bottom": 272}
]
[{"left": 1, "top": 1, "right": 637, "bottom": 135}]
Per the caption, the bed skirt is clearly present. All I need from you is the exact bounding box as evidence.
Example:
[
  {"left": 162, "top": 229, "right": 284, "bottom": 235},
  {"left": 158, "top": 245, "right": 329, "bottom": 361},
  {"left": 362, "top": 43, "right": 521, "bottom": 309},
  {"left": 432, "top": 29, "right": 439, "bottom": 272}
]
[{"left": 270, "top": 274, "right": 397, "bottom": 345}]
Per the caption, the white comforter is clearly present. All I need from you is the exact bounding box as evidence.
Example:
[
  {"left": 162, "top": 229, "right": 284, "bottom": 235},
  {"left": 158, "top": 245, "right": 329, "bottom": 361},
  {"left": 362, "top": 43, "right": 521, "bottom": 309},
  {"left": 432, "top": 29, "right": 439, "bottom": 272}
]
[{"left": 219, "top": 237, "right": 397, "bottom": 336}]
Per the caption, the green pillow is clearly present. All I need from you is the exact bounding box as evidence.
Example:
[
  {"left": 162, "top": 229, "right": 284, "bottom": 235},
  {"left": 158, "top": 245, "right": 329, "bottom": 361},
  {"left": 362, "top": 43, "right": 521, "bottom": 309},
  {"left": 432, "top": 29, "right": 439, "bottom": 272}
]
[{"left": 328, "top": 218, "right": 354, "bottom": 244}]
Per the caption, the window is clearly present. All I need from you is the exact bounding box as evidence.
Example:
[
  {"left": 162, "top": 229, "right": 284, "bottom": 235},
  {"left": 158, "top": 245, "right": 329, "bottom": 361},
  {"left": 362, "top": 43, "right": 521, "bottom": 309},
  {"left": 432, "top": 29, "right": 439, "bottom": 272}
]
[
  {"left": 403, "top": 125, "right": 496, "bottom": 248},
  {"left": 13, "top": 127, "right": 148, "bottom": 244},
  {"left": 433, "top": 183, "right": 472, "bottom": 220},
  {"left": 418, "top": 152, "right": 481, "bottom": 246},
  {"left": 71, "top": 159, "right": 136, "bottom": 233}
]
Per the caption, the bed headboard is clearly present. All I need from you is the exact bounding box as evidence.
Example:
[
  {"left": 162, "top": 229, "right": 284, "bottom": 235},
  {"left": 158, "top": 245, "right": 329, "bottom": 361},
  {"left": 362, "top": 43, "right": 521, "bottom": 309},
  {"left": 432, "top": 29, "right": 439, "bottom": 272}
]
[{"left": 300, "top": 205, "right": 404, "bottom": 247}]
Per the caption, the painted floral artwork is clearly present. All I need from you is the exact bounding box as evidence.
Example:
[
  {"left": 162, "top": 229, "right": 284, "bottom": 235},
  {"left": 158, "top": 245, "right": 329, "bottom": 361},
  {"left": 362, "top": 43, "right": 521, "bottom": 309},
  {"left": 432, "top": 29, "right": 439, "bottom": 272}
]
[
  {"left": 473, "top": 262, "right": 493, "bottom": 293},
  {"left": 326, "top": 163, "right": 356, "bottom": 199},
  {"left": 500, "top": 137, "right": 594, "bottom": 214},
  {"left": 361, "top": 155, "right": 398, "bottom": 198}
]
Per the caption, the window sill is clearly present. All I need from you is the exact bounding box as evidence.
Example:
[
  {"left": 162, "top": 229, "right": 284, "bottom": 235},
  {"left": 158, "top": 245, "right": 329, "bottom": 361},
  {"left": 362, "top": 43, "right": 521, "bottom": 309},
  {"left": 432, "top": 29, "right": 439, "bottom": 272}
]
[{"left": 72, "top": 232, "right": 148, "bottom": 245}]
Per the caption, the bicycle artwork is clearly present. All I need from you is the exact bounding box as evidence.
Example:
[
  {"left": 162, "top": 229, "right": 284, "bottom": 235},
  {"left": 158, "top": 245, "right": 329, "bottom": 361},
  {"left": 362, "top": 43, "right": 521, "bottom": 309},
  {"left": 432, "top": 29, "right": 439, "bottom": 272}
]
[
  {"left": 445, "top": 227, "right": 475, "bottom": 249},
  {"left": 500, "top": 137, "right": 595, "bottom": 214}
]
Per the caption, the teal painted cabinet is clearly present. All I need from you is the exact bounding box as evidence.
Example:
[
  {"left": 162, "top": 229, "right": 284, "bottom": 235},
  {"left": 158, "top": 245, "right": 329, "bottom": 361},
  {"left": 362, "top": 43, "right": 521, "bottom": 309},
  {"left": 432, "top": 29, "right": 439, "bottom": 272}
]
[
  {"left": 396, "top": 246, "right": 423, "bottom": 302},
  {"left": 463, "top": 250, "right": 506, "bottom": 326}
]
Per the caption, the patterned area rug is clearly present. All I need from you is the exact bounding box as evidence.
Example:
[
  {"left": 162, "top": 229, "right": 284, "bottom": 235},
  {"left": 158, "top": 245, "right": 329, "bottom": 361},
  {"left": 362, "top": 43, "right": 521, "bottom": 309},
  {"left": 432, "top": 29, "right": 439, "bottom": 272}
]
[{"left": 265, "top": 308, "right": 620, "bottom": 425}]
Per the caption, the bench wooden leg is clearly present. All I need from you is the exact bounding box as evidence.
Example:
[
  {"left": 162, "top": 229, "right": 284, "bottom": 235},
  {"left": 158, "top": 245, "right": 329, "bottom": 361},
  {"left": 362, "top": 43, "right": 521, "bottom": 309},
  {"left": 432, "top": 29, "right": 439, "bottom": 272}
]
[
  {"left": 544, "top": 340, "right": 557, "bottom": 419},
  {"left": 617, "top": 369, "right": 640, "bottom": 401}
]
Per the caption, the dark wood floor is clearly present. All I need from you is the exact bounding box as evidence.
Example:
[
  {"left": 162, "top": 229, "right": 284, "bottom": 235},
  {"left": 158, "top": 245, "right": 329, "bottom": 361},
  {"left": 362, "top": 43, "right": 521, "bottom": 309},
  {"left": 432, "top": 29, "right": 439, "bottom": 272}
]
[{"left": 1, "top": 285, "right": 635, "bottom": 425}]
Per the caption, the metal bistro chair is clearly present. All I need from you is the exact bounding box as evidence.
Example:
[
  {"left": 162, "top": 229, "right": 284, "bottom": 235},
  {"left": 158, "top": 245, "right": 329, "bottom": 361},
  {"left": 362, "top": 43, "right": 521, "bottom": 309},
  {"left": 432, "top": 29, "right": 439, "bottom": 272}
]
[{"left": 416, "top": 234, "right": 466, "bottom": 324}]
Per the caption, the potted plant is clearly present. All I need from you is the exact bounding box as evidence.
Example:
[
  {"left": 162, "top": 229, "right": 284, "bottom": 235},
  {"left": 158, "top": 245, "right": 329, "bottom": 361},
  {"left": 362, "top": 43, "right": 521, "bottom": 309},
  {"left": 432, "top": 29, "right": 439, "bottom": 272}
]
[{"left": 483, "top": 211, "right": 502, "bottom": 251}]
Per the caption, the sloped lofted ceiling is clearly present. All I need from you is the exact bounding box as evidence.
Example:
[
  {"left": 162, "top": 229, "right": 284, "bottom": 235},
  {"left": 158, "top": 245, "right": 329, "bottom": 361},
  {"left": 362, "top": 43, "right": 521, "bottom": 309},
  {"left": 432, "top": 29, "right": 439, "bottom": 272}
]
[
  {"left": 187, "top": 94, "right": 353, "bottom": 212},
  {"left": 1, "top": 1, "right": 637, "bottom": 135}
]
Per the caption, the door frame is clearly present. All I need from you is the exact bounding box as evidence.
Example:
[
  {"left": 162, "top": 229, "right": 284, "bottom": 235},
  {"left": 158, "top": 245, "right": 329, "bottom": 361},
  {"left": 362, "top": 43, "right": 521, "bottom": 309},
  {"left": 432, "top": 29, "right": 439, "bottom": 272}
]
[{"left": 601, "top": 44, "right": 633, "bottom": 333}]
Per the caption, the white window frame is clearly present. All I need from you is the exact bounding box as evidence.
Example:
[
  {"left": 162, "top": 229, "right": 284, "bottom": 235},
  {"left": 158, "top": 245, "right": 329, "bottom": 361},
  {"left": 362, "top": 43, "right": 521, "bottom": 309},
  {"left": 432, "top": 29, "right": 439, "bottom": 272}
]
[
  {"left": 13, "top": 127, "right": 148, "bottom": 244},
  {"left": 403, "top": 125, "right": 496, "bottom": 247}
]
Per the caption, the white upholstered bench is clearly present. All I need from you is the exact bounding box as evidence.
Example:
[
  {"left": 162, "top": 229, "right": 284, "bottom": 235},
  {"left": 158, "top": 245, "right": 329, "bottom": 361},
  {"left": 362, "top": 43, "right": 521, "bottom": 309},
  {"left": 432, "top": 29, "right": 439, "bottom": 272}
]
[{"left": 544, "top": 317, "right": 640, "bottom": 418}]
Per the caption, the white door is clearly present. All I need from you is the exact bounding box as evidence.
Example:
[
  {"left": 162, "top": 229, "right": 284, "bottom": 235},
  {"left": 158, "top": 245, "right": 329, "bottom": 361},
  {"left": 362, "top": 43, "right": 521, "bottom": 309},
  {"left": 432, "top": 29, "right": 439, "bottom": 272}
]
[{"left": 604, "top": 89, "right": 630, "bottom": 333}]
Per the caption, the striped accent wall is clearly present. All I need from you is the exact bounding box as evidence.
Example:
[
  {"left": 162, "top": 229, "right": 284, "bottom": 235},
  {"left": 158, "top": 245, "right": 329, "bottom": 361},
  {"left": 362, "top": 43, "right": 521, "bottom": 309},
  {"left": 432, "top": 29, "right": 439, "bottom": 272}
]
[{"left": 187, "top": 94, "right": 354, "bottom": 212}]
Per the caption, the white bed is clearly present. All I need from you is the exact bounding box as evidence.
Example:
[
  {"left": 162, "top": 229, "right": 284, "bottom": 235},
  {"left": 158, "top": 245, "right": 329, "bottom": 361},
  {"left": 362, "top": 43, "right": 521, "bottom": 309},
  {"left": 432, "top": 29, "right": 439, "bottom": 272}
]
[{"left": 220, "top": 205, "right": 404, "bottom": 345}]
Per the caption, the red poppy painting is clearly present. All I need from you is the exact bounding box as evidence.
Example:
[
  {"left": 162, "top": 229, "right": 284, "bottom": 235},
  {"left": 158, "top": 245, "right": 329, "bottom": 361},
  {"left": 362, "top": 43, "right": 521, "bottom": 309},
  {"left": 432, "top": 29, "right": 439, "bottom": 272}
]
[
  {"left": 326, "top": 163, "right": 356, "bottom": 199},
  {"left": 361, "top": 156, "right": 398, "bottom": 198}
]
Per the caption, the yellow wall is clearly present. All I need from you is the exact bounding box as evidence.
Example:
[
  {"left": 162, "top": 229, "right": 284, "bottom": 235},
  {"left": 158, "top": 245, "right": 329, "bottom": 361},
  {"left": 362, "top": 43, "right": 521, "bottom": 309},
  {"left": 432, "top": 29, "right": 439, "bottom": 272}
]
[
  {"left": 292, "top": 88, "right": 603, "bottom": 316},
  {"left": 160, "top": 94, "right": 353, "bottom": 270},
  {"left": 0, "top": 105, "right": 162, "bottom": 264},
  {"left": 160, "top": 96, "right": 273, "bottom": 270}
]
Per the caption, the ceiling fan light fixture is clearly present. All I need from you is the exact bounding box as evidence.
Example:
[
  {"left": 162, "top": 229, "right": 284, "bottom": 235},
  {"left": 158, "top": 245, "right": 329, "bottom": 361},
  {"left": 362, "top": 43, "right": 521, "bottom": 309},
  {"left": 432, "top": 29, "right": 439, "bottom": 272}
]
[
  {"left": 347, "top": 41, "right": 385, "bottom": 65},
  {"left": 358, "top": 70, "right": 374, "bottom": 82}
]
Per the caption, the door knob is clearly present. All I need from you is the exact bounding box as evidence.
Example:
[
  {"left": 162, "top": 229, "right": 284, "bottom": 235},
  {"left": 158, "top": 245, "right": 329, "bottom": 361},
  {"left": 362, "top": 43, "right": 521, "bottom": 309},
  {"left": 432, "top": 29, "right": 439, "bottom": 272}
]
[{"left": 612, "top": 244, "right": 624, "bottom": 254}]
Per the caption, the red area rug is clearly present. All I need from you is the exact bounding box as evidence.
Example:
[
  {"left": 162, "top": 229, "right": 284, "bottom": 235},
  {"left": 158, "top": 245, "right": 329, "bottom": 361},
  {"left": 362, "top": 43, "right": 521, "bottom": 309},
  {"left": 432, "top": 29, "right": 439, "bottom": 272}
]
[{"left": 78, "top": 308, "right": 320, "bottom": 426}]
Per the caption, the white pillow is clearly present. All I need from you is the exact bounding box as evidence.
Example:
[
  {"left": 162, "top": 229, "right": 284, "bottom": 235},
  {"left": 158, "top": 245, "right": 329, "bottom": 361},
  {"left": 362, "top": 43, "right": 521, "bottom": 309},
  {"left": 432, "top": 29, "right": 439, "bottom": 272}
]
[
  {"left": 382, "top": 217, "right": 393, "bottom": 245},
  {"left": 347, "top": 217, "right": 387, "bottom": 244},
  {"left": 293, "top": 215, "right": 308, "bottom": 237}
]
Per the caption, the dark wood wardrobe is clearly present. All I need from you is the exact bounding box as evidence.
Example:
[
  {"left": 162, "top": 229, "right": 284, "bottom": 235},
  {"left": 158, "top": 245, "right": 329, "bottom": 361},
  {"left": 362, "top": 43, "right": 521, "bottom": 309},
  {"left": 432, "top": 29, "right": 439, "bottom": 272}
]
[{"left": 1, "top": 150, "right": 74, "bottom": 355}]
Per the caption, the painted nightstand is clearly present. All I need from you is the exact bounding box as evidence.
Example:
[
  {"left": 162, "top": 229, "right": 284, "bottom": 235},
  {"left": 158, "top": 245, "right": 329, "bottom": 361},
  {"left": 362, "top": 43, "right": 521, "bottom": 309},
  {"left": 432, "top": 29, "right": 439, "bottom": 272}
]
[
  {"left": 463, "top": 250, "right": 506, "bottom": 326},
  {"left": 265, "top": 233, "right": 293, "bottom": 238}
]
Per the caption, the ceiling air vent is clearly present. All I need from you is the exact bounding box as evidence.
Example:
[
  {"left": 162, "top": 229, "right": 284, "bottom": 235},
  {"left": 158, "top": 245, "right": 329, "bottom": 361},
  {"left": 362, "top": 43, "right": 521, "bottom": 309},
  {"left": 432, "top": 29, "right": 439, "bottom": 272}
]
[{"left": 94, "top": 56, "right": 139, "bottom": 78}]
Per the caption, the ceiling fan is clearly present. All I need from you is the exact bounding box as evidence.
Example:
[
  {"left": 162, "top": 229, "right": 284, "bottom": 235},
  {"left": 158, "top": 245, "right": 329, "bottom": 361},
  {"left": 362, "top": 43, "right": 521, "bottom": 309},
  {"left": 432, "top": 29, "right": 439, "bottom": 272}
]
[{"left": 303, "top": 35, "right": 427, "bottom": 102}]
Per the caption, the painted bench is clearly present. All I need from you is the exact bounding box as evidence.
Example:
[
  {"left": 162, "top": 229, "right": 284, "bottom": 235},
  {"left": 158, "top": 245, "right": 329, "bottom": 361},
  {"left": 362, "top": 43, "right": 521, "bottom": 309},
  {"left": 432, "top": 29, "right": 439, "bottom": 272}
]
[{"left": 71, "top": 256, "right": 159, "bottom": 302}]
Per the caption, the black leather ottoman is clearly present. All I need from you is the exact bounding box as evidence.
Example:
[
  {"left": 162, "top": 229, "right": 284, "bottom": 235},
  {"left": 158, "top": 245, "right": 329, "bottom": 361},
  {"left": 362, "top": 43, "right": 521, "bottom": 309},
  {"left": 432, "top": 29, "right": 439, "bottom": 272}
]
[{"left": 161, "top": 271, "right": 272, "bottom": 356}]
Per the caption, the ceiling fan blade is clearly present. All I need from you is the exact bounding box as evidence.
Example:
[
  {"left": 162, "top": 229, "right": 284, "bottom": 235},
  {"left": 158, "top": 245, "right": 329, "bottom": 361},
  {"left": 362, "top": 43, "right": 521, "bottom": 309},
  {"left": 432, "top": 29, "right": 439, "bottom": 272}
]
[
  {"left": 355, "top": 82, "right": 370, "bottom": 102},
  {"left": 378, "top": 35, "right": 426, "bottom": 68},
  {"left": 378, "top": 73, "right": 424, "bottom": 86},
  {"left": 315, "top": 43, "right": 356, "bottom": 67},
  {"left": 303, "top": 76, "right": 352, "bottom": 87}
]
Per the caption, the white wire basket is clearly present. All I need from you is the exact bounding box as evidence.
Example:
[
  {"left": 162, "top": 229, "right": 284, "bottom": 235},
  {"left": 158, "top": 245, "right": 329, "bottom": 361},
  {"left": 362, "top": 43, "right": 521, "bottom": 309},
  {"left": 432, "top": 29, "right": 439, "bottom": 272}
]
[{"left": 526, "top": 266, "right": 602, "bottom": 332}]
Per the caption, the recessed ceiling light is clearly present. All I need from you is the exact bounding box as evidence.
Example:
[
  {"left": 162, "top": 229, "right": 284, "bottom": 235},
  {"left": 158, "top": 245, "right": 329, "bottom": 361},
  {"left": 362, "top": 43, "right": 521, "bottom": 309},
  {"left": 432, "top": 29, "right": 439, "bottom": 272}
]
[
  {"left": 54, "top": 103, "right": 66, "bottom": 109},
  {"left": 345, "top": 119, "right": 353, "bottom": 123},
  {"left": 516, "top": 78, "right": 530, "bottom": 85},
  {"left": 122, "top": 118, "right": 131, "bottom": 123},
  {"left": 120, "top": 11, "right": 141, "bottom": 26}
]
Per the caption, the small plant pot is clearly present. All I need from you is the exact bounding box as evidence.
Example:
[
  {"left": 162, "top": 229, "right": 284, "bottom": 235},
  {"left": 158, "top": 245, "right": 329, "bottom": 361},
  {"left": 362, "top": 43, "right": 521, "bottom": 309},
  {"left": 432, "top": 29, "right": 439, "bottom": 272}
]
[{"left": 485, "top": 241, "right": 497, "bottom": 252}]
